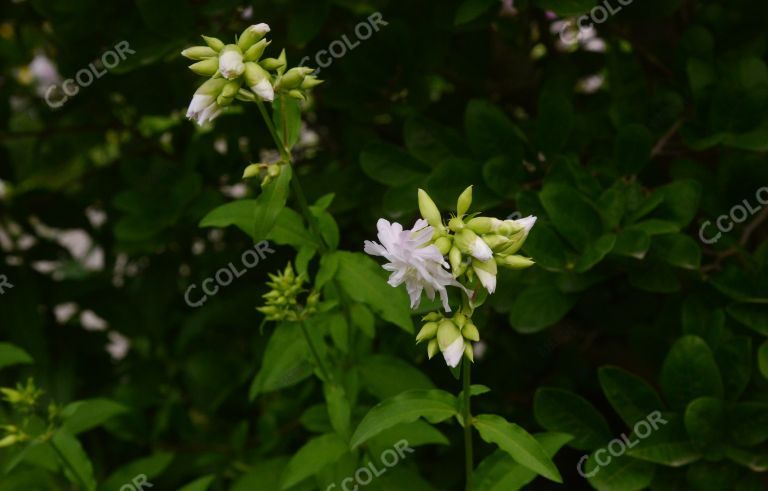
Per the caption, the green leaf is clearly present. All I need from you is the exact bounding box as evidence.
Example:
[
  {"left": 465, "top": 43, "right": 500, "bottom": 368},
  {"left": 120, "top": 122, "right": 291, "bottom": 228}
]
[
  {"left": 455, "top": 0, "right": 499, "bottom": 24},
  {"left": 61, "top": 398, "right": 128, "bottom": 435},
  {"left": 660, "top": 335, "right": 723, "bottom": 410},
  {"left": 360, "top": 143, "right": 428, "bottom": 186},
  {"left": 727, "top": 303, "right": 768, "bottom": 336},
  {"left": 254, "top": 165, "right": 292, "bottom": 241},
  {"left": 474, "top": 432, "right": 572, "bottom": 491},
  {"left": 684, "top": 397, "right": 725, "bottom": 452},
  {"left": 178, "top": 475, "right": 216, "bottom": 491},
  {"left": 540, "top": 182, "right": 603, "bottom": 251},
  {"left": 232, "top": 458, "right": 288, "bottom": 491},
  {"left": 324, "top": 382, "right": 351, "bottom": 442},
  {"left": 626, "top": 414, "right": 701, "bottom": 466},
  {"left": 51, "top": 430, "right": 96, "bottom": 491},
  {"left": 649, "top": 234, "right": 701, "bottom": 269},
  {"left": 249, "top": 322, "right": 313, "bottom": 399},
  {"left": 759, "top": 340, "right": 768, "bottom": 381},
  {"left": 358, "top": 355, "right": 435, "bottom": 400},
  {"left": 199, "top": 200, "right": 258, "bottom": 238},
  {"left": 99, "top": 453, "right": 174, "bottom": 491},
  {"left": 653, "top": 179, "right": 702, "bottom": 227},
  {"left": 368, "top": 420, "right": 450, "bottom": 453},
  {"left": 536, "top": 92, "right": 573, "bottom": 154},
  {"left": 465, "top": 100, "right": 522, "bottom": 158},
  {"left": 534, "top": 388, "right": 612, "bottom": 451},
  {"left": 404, "top": 116, "right": 464, "bottom": 165},
  {"left": 280, "top": 433, "right": 349, "bottom": 489},
  {"left": 269, "top": 208, "right": 319, "bottom": 249},
  {"left": 0, "top": 343, "right": 33, "bottom": 370},
  {"left": 273, "top": 96, "right": 302, "bottom": 150},
  {"left": 727, "top": 402, "right": 768, "bottom": 447},
  {"left": 574, "top": 234, "right": 617, "bottom": 272},
  {"left": 509, "top": 284, "right": 576, "bottom": 333},
  {"left": 333, "top": 251, "right": 414, "bottom": 333},
  {"left": 473, "top": 414, "right": 563, "bottom": 483},
  {"left": 598, "top": 366, "right": 665, "bottom": 427},
  {"left": 350, "top": 389, "right": 458, "bottom": 448},
  {"left": 612, "top": 229, "right": 651, "bottom": 259},
  {"left": 585, "top": 454, "right": 656, "bottom": 491}
]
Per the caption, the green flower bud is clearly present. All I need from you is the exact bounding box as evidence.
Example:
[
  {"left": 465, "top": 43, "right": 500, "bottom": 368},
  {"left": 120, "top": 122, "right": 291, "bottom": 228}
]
[
  {"left": 182, "top": 46, "right": 217, "bottom": 60},
  {"left": 242, "top": 163, "right": 262, "bottom": 179},
  {"left": 462, "top": 323, "right": 480, "bottom": 342},
  {"left": 188, "top": 57, "right": 218, "bottom": 76},
  {"left": 437, "top": 320, "right": 461, "bottom": 351},
  {"left": 278, "top": 67, "right": 315, "bottom": 90},
  {"left": 201, "top": 35, "right": 225, "bottom": 52},
  {"left": 196, "top": 77, "right": 228, "bottom": 96},
  {"left": 244, "top": 39, "right": 270, "bottom": 62},
  {"left": 434, "top": 236, "right": 452, "bottom": 255},
  {"left": 457, "top": 185, "right": 473, "bottom": 217},
  {"left": 288, "top": 89, "right": 305, "bottom": 100},
  {"left": 466, "top": 217, "right": 502, "bottom": 235},
  {"left": 260, "top": 49, "right": 287, "bottom": 74},
  {"left": 464, "top": 344, "right": 475, "bottom": 363},
  {"left": 238, "top": 23, "right": 271, "bottom": 51},
  {"left": 301, "top": 75, "right": 323, "bottom": 89},
  {"left": 481, "top": 234, "right": 509, "bottom": 250},
  {"left": 427, "top": 339, "right": 439, "bottom": 359},
  {"left": 418, "top": 189, "right": 442, "bottom": 229},
  {"left": 416, "top": 322, "right": 438, "bottom": 343},
  {"left": 496, "top": 255, "right": 535, "bottom": 269},
  {"left": 453, "top": 313, "right": 467, "bottom": 328},
  {"left": 496, "top": 232, "right": 526, "bottom": 256},
  {"left": 267, "top": 164, "right": 281, "bottom": 177},
  {"left": 0, "top": 434, "right": 21, "bottom": 448},
  {"left": 422, "top": 312, "right": 443, "bottom": 322},
  {"left": 449, "top": 246, "right": 464, "bottom": 277}
]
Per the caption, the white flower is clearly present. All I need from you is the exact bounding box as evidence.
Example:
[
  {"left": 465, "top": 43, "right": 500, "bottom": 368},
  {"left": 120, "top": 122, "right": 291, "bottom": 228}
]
[
  {"left": 473, "top": 259, "right": 497, "bottom": 293},
  {"left": 249, "top": 23, "right": 270, "bottom": 37},
  {"left": 442, "top": 337, "right": 465, "bottom": 368},
  {"left": 252, "top": 78, "right": 274, "bottom": 101},
  {"left": 219, "top": 49, "right": 245, "bottom": 79},
  {"left": 469, "top": 236, "right": 493, "bottom": 261},
  {"left": 186, "top": 94, "right": 221, "bottom": 125},
  {"left": 364, "top": 219, "right": 461, "bottom": 312}
]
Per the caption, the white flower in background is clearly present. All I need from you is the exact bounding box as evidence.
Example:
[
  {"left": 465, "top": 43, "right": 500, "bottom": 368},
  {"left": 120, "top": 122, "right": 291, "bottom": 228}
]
[
  {"left": 218, "top": 46, "right": 245, "bottom": 79},
  {"left": 364, "top": 219, "right": 461, "bottom": 312},
  {"left": 106, "top": 331, "right": 130, "bottom": 360}
]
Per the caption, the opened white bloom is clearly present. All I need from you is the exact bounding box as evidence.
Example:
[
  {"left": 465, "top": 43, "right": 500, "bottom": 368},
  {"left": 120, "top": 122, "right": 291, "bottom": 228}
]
[
  {"left": 365, "top": 219, "right": 461, "bottom": 312},
  {"left": 186, "top": 78, "right": 227, "bottom": 125},
  {"left": 219, "top": 46, "right": 245, "bottom": 79}
]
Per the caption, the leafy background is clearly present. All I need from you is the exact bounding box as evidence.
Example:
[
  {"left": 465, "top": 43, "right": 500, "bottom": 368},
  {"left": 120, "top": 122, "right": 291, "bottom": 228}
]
[{"left": 1, "top": 0, "right": 768, "bottom": 489}]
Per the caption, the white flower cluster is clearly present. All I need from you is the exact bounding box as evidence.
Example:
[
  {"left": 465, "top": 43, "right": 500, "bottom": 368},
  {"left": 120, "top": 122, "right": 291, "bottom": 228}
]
[{"left": 364, "top": 186, "right": 537, "bottom": 367}]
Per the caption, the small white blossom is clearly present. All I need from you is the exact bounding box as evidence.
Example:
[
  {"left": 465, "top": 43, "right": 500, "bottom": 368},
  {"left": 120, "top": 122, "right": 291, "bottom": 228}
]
[
  {"left": 186, "top": 94, "right": 221, "bottom": 125},
  {"left": 442, "top": 337, "right": 465, "bottom": 368},
  {"left": 365, "top": 219, "right": 461, "bottom": 312},
  {"left": 513, "top": 215, "right": 537, "bottom": 236},
  {"left": 469, "top": 236, "right": 493, "bottom": 261},
  {"left": 219, "top": 50, "right": 245, "bottom": 79}
]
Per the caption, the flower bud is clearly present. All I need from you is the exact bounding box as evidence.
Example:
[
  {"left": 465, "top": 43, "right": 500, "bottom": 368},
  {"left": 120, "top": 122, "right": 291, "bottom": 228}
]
[
  {"left": 437, "top": 320, "right": 465, "bottom": 368},
  {"left": 448, "top": 216, "right": 464, "bottom": 232},
  {"left": 416, "top": 322, "right": 438, "bottom": 343},
  {"left": 267, "top": 164, "right": 281, "bottom": 177},
  {"left": 462, "top": 323, "right": 480, "bottom": 342},
  {"left": 238, "top": 23, "right": 271, "bottom": 51},
  {"left": 244, "top": 62, "right": 274, "bottom": 101},
  {"left": 201, "top": 35, "right": 225, "bottom": 52},
  {"left": 481, "top": 234, "right": 508, "bottom": 250},
  {"left": 472, "top": 258, "right": 498, "bottom": 293},
  {"left": 496, "top": 232, "right": 526, "bottom": 256},
  {"left": 196, "top": 77, "right": 228, "bottom": 96},
  {"left": 244, "top": 39, "right": 270, "bottom": 62},
  {"left": 434, "top": 236, "right": 452, "bottom": 255},
  {"left": 449, "top": 246, "right": 464, "bottom": 277},
  {"left": 260, "top": 49, "right": 287, "bottom": 73},
  {"left": 456, "top": 229, "right": 493, "bottom": 262},
  {"left": 301, "top": 75, "right": 323, "bottom": 89},
  {"left": 452, "top": 313, "right": 467, "bottom": 328},
  {"left": 427, "top": 339, "right": 439, "bottom": 359},
  {"left": 496, "top": 255, "right": 535, "bottom": 269},
  {"left": 464, "top": 344, "right": 474, "bottom": 363},
  {"left": 278, "top": 67, "right": 315, "bottom": 90},
  {"left": 182, "top": 46, "right": 217, "bottom": 60},
  {"left": 216, "top": 80, "right": 241, "bottom": 106},
  {"left": 0, "top": 434, "right": 20, "bottom": 448},
  {"left": 288, "top": 89, "right": 305, "bottom": 100},
  {"left": 242, "top": 163, "right": 262, "bottom": 179},
  {"left": 219, "top": 45, "right": 245, "bottom": 80},
  {"left": 188, "top": 57, "right": 218, "bottom": 76},
  {"left": 466, "top": 217, "right": 502, "bottom": 235},
  {"left": 418, "top": 189, "right": 442, "bottom": 229},
  {"left": 457, "top": 185, "right": 473, "bottom": 216},
  {"left": 422, "top": 312, "right": 442, "bottom": 322}
]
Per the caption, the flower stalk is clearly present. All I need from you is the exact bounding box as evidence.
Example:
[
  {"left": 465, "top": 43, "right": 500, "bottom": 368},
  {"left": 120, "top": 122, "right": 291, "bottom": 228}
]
[{"left": 463, "top": 359, "right": 474, "bottom": 491}]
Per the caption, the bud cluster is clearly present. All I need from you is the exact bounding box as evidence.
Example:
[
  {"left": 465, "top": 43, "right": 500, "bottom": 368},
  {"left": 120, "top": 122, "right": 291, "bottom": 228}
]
[
  {"left": 415, "top": 312, "right": 480, "bottom": 367},
  {"left": 257, "top": 263, "right": 320, "bottom": 322},
  {"left": 242, "top": 161, "right": 283, "bottom": 187},
  {"left": 418, "top": 186, "right": 536, "bottom": 294},
  {"left": 182, "top": 23, "right": 322, "bottom": 125}
]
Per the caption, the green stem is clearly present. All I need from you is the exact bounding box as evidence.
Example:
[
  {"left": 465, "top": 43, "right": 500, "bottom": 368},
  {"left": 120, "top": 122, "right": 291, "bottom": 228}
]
[
  {"left": 255, "top": 99, "right": 328, "bottom": 253},
  {"left": 463, "top": 360, "right": 474, "bottom": 491},
  {"left": 299, "top": 319, "right": 332, "bottom": 383}
]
